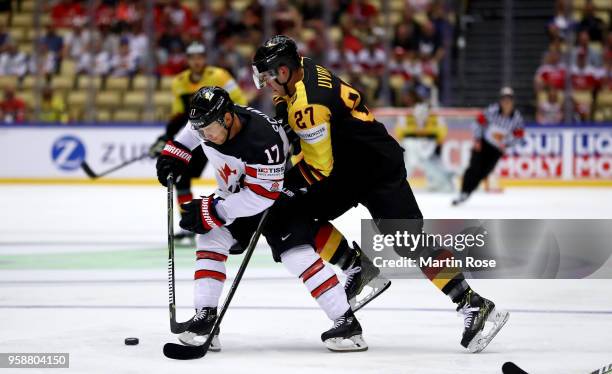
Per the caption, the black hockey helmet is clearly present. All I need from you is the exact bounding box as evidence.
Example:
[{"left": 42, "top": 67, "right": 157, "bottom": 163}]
[
  {"left": 189, "top": 86, "right": 234, "bottom": 129},
  {"left": 252, "top": 35, "right": 301, "bottom": 89}
]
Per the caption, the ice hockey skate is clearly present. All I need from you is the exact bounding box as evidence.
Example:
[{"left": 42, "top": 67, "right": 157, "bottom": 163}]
[
  {"left": 456, "top": 290, "right": 509, "bottom": 353},
  {"left": 321, "top": 310, "right": 368, "bottom": 352},
  {"left": 343, "top": 242, "right": 391, "bottom": 312},
  {"left": 452, "top": 192, "right": 470, "bottom": 206},
  {"left": 177, "top": 307, "right": 221, "bottom": 352}
]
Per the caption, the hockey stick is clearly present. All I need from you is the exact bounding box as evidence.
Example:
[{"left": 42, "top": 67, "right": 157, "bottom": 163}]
[
  {"left": 81, "top": 153, "right": 149, "bottom": 179},
  {"left": 167, "top": 173, "right": 194, "bottom": 334},
  {"left": 163, "top": 209, "right": 270, "bottom": 360}
]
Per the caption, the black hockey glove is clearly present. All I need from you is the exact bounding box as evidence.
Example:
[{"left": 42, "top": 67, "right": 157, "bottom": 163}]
[
  {"left": 149, "top": 134, "right": 170, "bottom": 157},
  {"left": 156, "top": 140, "right": 192, "bottom": 186},
  {"left": 179, "top": 195, "right": 225, "bottom": 234}
]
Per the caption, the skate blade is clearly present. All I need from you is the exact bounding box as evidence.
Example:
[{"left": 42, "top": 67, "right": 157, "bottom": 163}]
[
  {"left": 350, "top": 277, "right": 391, "bottom": 312},
  {"left": 324, "top": 334, "right": 368, "bottom": 352},
  {"left": 178, "top": 332, "right": 221, "bottom": 352},
  {"left": 467, "top": 308, "right": 510, "bottom": 353}
]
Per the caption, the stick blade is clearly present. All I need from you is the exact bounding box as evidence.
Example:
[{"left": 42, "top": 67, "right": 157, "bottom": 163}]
[
  {"left": 502, "top": 362, "right": 529, "bottom": 374},
  {"left": 80, "top": 162, "right": 98, "bottom": 179},
  {"left": 163, "top": 343, "right": 207, "bottom": 360}
]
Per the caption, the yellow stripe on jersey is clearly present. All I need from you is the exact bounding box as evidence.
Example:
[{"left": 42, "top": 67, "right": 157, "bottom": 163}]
[{"left": 288, "top": 82, "right": 334, "bottom": 177}]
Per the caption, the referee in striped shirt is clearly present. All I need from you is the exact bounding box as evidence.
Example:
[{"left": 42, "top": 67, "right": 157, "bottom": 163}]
[{"left": 452, "top": 87, "right": 525, "bottom": 205}]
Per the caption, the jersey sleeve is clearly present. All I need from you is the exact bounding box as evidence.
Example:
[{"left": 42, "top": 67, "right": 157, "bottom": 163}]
[
  {"left": 217, "top": 68, "right": 248, "bottom": 106},
  {"left": 289, "top": 103, "right": 333, "bottom": 177},
  {"left": 173, "top": 121, "right": 201, "bottom": 151}
]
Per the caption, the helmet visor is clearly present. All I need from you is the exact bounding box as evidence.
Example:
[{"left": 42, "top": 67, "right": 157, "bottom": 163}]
[
  {"left": 252, "top": 65, "right": 277, "bottom": 89},
  {"left": 192, "top": 119, "right": 226, "bottom": 142}
]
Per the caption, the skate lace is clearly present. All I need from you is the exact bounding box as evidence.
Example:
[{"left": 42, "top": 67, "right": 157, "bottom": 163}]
[
  {"left": 193, "top": 308, "right": 209, "bottom": 322},
  {"left": 344, "top": 266, "right": 362, "bottom": 286},
  {"left": 459, "top": 305, "right": 481, "bottom": 328},
  {"left": 333, "top": 316, "right": 346, "bottom": 329}
]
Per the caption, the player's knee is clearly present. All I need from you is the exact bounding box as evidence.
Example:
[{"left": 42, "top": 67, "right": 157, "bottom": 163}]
[{"left": 279, "top": 244, "right": 319, "bottom": 277}]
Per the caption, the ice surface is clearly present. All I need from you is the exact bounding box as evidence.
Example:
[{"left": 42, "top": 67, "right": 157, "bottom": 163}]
[{"left": 1, "top": 185, "right": 611, "bottom": 373}]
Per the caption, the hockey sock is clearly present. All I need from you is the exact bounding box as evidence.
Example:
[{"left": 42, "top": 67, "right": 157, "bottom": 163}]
[
  {"left": 194, "top": 250, "right": 227, "bottom": 309},
  {"left": 314, "top": 223, "right": 357, "bottom": 271},
  {"left": 420, "top": 248, "right": 471, "bottom": 303},
  {"left": 281, "top": 244, "right": 349, "bottom": 320}
]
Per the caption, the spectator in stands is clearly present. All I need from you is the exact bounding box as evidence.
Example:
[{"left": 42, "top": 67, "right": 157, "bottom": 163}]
[
  {"left": 63, "top": 17, "right": 95, "bottom": 61},
  {"left": 109, "top": 37, "right": 139, "bottom": 77},
  {"left": 547, "top": 0, "right": 573, "bottom": 41},
  {"left": 38, "top": 86, "right": 68, "bottom": 123},
  {"left": 537, "top": 87, "right": 563, "bottom": 125},
  {"left": 575, "top": 30, "right": 602, "bottom": 67},
  {"left": 77, "top": 38, "right": 111, "bottom": 76},
  {"left": 0, "top": 86, "right": 26, "bottom": 124},
  {"left": 0, "top": 42, "right": 27, "bottom": 77},
  {"left": 50, "top": 0, "right": 85, "bottom": 28},
  {"left": 273, "top": 0, "right": 302, "bottom": 36},
  {"left": 0, "top": 22, "right": 11, "bottom": 53},
  {"left": 95, "top": 0, "right": 115, "bottom": 28},
  {"left": 300, "top": 0, "right": 324, "bottom": 32},
  {"left": 393, "top": 10, "right": 420, "bottom": 52},
  {"left": 127, "top": 21, "right": 149, "bottom": 62},
  {"left": 418, "top": 19, "right": 444, "bottom": 62},
  {"left": 115, "top": 0, "right": 142, "bottom": 28},
  {"left": 158, "top": 43, "right": 187, "bottom": 76},
  {"left": 29, "top": 42, "right": 56, "bottom": 78},
  {"left": 534, "top": 49, "right": 567, "bottom": 92},
  {"left": 578, "top": 0, "right": 606, "bottom": 43},
  {"left": 346, "top": 0, "right": 378, "bottom": 24},
  {"left": 571, "top": 50, "right": 601, "bottom": 91},
  {"left": 164, "top": 0, "right": 195, "bottom": 30},
  {"left": 39, "top": 25, "right": 64, "bottom": 73},
  {"left": 157, "top": 24, "right": 186, "bottom": 63}
]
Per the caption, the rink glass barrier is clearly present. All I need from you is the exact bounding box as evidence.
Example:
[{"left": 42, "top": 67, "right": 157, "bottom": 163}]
[
  {"left": 361, "top": 219, "right": 612, "bottom": 279},
  {"left": 0, "top": 108, "right": 610, "bottom": 184}
]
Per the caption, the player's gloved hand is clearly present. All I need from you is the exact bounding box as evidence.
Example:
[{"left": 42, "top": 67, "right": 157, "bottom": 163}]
[
  {"left": 149, "top": 134, "right": 170, "bottom": 157},
  {"left": 156, "top": 140, "right": 192, "bottom": 186},
  {"left": 179, "top": 195, "right": 225, "bottom": 234}
]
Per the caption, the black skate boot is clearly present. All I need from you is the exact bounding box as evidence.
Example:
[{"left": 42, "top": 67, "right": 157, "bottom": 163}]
[
  {"left": 452, "top": 192, "right": 470, "bottom": 206},
  {"left": 321, "top": 309, "right": 368, "bottom": 352},
  {"left": 344, "top": 242, "right": 391, "bottom": 312},
  {"left": 177, "top": 307, "right": 221, "bottom": 351},
  {"left": 456, "top": 290, "right": 509, "bottom": 353}
]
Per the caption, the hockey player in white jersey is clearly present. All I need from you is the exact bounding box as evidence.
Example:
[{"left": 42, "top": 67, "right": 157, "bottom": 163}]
[{"left": 155, "top": 86, "right": 367, "bottom": 352}]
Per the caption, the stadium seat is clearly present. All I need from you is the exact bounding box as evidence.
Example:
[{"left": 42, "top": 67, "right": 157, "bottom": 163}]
[
  {"left": 19, "top": 91, "right": 35, "bottom": 108},
  {"left": 595, "top": 89, "right": 612, "bottom": 108},
  {"left": 123, "top": 91, "right": 146, "bottom": 109},
  {"left": 11, "top": 13, "right": 34, "bottom": 28},
  {"left": 153, "top": 91, "right": 173, "bottom": 107},
  {"left": 67, "top": 91, "right": 88, "bottom": 109},
  {"left": 20, "top": 1, "right": 35, "bottom": 12},
  {"left": 95, "top": 91, "right": 122, "bottom": 108},
  {"left": 21, "top": 75, "right": 38, "bottom": 90},
  {"left": 105, "top": 76, "right": 129, "bottom": 91},
  {"left": 0, "top": 76, "right": 18, "bottom": 89},
  {"left": 77, "top": 76, "right": 102, "bottom": 90},
  {"left": 51, "top": 76, "right": 73, "bottom": 91},
  {"left": 131, "top": 75, "right": 151, "bottom": 91},
  {"left": 160, "top": 76, "right": 173, "bottom": 91},
  {"left": 62, "top": 60, "right": 76, "bottom": 76},
  {"left": 113, "top": 109, "right": 140, "bottom": 122},
  {"left": 95, "top": 110, "right": 112, "bottom": 122}
]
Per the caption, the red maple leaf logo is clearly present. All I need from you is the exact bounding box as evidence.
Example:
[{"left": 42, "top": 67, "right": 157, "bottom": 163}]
[{"left": 218, "top": 164, "right": 237, "bottom": 184}]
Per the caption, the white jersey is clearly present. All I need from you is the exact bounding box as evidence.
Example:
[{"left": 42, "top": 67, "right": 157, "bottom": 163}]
[
  {"left": 475, "top": 103, "right": 525, "bottom": 150},
  {"left": 176, "top": 105, "right": 289, "bottom": 224}
]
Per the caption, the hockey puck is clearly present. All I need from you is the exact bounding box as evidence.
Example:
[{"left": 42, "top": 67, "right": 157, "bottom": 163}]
[
  {"left": 124, "top": 337, "right": 139, "bottom": 346},
  {"left": 502, "top": 362, "right": 528, "bottom": 374}
]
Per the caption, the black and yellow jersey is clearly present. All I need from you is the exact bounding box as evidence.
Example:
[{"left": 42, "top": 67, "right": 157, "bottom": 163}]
[
  {"left": 395, "top": 113, "right": 448, "bottom": 145},
  {"left": 275, "top": 57, "right": 404, "bottom": 184},
  {"left": 165, "top": 66, "right": 247, "bottom": 138},
  {"left": 172, "top": 66, "right": 247, "bottom": 116}
]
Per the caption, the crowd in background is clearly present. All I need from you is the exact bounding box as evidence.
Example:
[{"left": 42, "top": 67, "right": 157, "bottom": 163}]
[
  {"left": 535, "top": 0, "right": 612, "bottom": 124},
  {"left": 0, "top": 0, "right": 453, "bottom": 123}
]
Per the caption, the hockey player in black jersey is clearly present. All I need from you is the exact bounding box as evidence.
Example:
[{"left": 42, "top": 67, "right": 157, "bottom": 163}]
[
  {"left": 156, "top": 86, "right": 366, "bottom": 352},
  {"left": 252, "top": 35, "right": 509, "bottom": 353}
]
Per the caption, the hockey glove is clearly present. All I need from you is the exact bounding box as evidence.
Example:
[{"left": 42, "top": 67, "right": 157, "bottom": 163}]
[
  {"left": 149, "top": 134, "right": 170, "bottom": 157},
  {"left": 156, "top": 140, "right": 192, "bottom": 186},
  {"left": 179, "top": 195, "right": 225, "bottom": 234}
]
